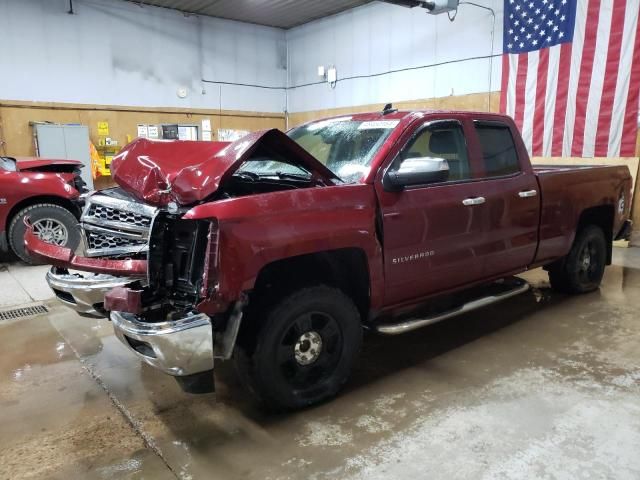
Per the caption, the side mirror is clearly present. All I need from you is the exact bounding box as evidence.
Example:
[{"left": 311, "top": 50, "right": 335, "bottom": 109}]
[{"left": 384, "top": 157, "right": 450, "bottom": 191}]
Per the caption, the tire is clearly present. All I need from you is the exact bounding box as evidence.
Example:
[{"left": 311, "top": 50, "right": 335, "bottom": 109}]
[
  {"left": 8, "top": 203, "right": 80, "bottom": 265},
  {"left": 548, "top": 225, "right": 607, "bottom": 294},
  {"left": 234, "top": 286, "right": 362, "bottom": 411}
]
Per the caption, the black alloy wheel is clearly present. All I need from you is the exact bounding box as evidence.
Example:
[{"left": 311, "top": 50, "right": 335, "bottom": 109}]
[
  {"left": 278, "top": 311, "right": 343, "bottom": 389},
  {"left": 549, "top": 225, "right": 607, "bottom": 294},
  {"left": 574, "top": 236, "right": 604, "bottom": 286},
  {"left": 235, "top": 286, "right": 362, "bottom": 411}
]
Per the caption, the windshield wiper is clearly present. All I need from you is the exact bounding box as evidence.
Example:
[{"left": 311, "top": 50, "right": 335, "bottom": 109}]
[
  {"left": 232, "top": 171, "right": 261, "bottom": 181},
  {"left": 234, "top": 170, "right": 310, "bottom": 181},
  {"left": 234, "top": 169, "right": 341, "bottom": 185},
  {"left": 275, "top": 171, "right": 335, "bottom": 186},
  {"left": 274, "top": 171, "right": 312, "bottom": 181}
]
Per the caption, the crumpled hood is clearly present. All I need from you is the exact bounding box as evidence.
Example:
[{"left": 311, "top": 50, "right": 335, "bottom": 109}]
[{"left": 110, "top": 129, "right": 339, "bottom": 207}]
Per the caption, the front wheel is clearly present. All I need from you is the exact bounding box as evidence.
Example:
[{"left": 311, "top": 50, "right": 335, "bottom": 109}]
[
  {"left": 8, "top": 203, "right": 80, "bottom": 265},
  {"left": 234, "top": 286, "right": 362, "bottom": 411},
  {"left": 548, "top": 225, "right": 607, "bottom": 294}
]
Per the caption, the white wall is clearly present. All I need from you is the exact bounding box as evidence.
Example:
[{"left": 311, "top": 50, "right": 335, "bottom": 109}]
[
  {"left": 0, "top": 0, "right": 503, "bottom": 115},
  {"left": 0, "top": 0, "right": 287, "bottom": 112},
  {"left": 286, "top": 0, "right": 503, "bottom": 113}
]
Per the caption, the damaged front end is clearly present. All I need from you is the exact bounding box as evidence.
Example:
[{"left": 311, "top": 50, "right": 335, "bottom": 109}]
[
  {"left": 43, "top": 188, "right": 154, "bottom": 317},
  {"left": 27, "top": 128, "right": 337, "bottom": 393},
  {"left": 25, "top": 223, "right": 147, "bottom": 317},
  {"left": 47, "top": 269, "right": 143, "bottom": 318},
  {"left": 104, "top": 213, "right": 244, "bottom": 393}
]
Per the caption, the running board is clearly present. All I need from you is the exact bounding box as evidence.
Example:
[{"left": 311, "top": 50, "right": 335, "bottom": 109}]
[{"left": 376, "top": 281, "right": 530, "bottom": 335}]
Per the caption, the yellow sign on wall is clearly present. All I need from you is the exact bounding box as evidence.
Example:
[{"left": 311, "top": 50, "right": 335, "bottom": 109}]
[{"left": 97, "top": 121, "right": 110, "bottom": 136}]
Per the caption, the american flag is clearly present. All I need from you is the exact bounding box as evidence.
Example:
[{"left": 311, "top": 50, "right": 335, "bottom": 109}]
[{"left": 499, "top": 0, "right": 640, "bottom": 157}]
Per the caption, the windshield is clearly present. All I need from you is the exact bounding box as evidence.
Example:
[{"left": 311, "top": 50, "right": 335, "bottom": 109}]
[
  {"left": 0, "top": 156, "right": 17, "bottom": 172},
  {"left": 287, "top": 118, "right": 398, "bottom": 183},
  {"left": 237, "top": 158, "right": 309, "bottom": 176}
]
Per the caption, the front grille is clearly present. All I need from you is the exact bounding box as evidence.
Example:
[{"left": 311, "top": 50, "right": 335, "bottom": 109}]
[
  {"left": 81, "top": 189, "right": 156, "bottom": 257},
  {"left": 86, "top": 231, "right": 146, "bottom": 251},
  {"left": 87, "top": 204, "right": 152, "bottom": 228}
]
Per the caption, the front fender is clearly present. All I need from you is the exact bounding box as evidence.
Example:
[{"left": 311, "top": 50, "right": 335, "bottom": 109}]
[{"left": 183, "top": 184, "right": 385, "bottom": 313}]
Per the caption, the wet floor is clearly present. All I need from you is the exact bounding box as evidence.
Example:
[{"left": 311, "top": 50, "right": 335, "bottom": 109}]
[{"left": 1, "top": 248, "right": 639, "bottom": 479}]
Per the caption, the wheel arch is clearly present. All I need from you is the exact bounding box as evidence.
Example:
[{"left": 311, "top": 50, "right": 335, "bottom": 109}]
[
  {"left": 249, "top": 248, "right": 371, "bottom": 321},
  {"left": 576, "top": 204, "right": 615, "bottom": 265}
]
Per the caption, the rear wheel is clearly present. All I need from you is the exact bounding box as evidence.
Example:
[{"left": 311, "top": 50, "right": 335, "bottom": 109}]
[
  {"left": 8, "top": 203, "right": 80, "bottom": 265},
  {"left": 234, "top": 286, "right": 362, "bottom": 411},
  {"left": 548, "top": 225, "right": 607, "bottom": 294}
]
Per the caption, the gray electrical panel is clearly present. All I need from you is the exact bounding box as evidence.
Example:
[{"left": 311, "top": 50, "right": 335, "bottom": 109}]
[{"left": 34, "top": 124, "right": 94, "bottom": 190}]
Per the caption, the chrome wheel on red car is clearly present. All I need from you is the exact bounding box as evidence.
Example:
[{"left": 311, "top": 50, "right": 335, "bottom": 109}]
[{"left": 32, "top": 218, "right": 69, "bottom": 246}]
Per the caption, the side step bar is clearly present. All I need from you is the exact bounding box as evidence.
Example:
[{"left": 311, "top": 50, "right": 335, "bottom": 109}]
[{"left": 376, "top": 280, "right": 530, "bottom": 335}]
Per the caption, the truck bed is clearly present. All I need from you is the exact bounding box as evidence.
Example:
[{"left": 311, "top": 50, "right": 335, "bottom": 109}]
[
  {"left": 533, "top": 163, "right": 632, "bottom": 265},
  {"left": 533, "top": 163, "right": 632, "bottom": 175}
]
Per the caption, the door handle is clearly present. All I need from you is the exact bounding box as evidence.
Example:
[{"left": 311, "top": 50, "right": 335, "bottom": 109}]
[
  {"left": 518, "top": 189, "right": 538, "bottom": 198},
  {"left": 462, "top": 196, "right": 486, "bottom": 206}
]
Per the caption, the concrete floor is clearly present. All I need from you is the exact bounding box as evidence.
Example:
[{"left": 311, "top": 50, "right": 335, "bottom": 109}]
[{"left": 1, "top": 248, "right": 639, "bottom": 480}]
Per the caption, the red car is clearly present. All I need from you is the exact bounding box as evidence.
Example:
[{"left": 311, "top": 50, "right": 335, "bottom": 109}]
[
  {"left": 0, "top": 156, "right": 86, "bottom": 263},
  {"left": 27, "top": 109, "right": 633, "bottom": 409}
]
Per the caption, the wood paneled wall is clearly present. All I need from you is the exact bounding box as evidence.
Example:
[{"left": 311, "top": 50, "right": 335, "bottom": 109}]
[
  {"left": 287, "top": 92, "right": 501, "bottom": 128},
  {"left": 0, "top": 100, "right": 285, "bottom": 158},
  {"left": 3, "top": 93, "right": 635, "bottom": 157}
]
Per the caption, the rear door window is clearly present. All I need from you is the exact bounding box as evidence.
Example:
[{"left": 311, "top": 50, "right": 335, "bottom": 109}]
[{"left": 475, "top": 123, "right": 520, "bottom": 177}]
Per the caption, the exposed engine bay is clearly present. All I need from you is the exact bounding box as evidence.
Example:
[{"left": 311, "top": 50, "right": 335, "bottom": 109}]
[
  {"left": 213, "top": 144, "right": 333, "bottom": 200},
  {"left": 95, "top": 154, "right": 328, "bottom": 324},
  {"left": 42, "top": 130, "right": 339, "bottom": 323},
  {"left": 218, "top": 173, "right": 322, "bottom": 199}
]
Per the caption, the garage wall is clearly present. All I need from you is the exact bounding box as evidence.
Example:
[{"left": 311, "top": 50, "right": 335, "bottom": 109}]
[
  {"left": 1, "top": 0, "right": 637, "bottom": 158},
  {"left": 286, "top": 0, "right": 502, "bottom": 113},
  {"left": 285, "top": 0, "right": 639, "bottom": 156},
  {"left": 0, "top": 101, "right": 285, "bottom": 159},
  {"left": 288, "top": 91, "right": 499, "bottom": 127},
  {"left": 0, "top": 0, "right": 286, "bottom": 112},
  {"left": 0, "top": 0, "right": 288, "bottom": 158}
]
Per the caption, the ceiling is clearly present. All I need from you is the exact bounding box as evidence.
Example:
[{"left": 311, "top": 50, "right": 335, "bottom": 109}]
[{"left": 127, "top": 0, "right": 374, "bottom": 29}]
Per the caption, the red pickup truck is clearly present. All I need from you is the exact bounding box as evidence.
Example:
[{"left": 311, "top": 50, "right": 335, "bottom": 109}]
[
  {"left": 1, "top": 156, "right": 86, "bottom": 263},
  {"left": 27, "top": 109, "right": 633, "bottom": 410}
]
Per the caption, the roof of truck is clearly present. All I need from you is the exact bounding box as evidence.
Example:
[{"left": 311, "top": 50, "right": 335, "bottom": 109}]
[{"left": 303, "top": 109, "right": 509, "bottom": 124}]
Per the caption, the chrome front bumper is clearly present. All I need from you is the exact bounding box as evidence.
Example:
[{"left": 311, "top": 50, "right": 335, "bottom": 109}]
[
  {"left": 47, "top": 268, "right": 141, "bottom": 318},
  {"left": 110, "top": 311, "right": 214, "bottom": 377}
]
